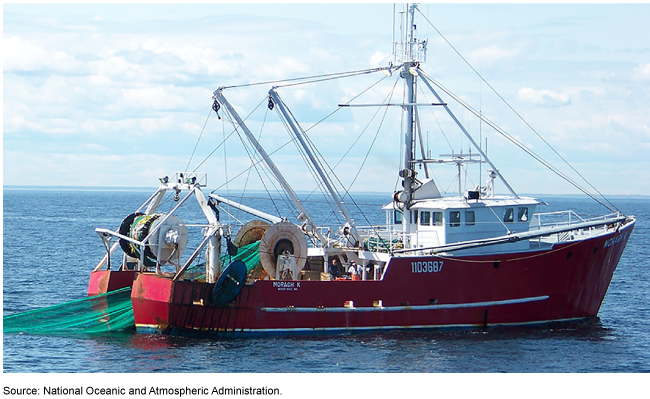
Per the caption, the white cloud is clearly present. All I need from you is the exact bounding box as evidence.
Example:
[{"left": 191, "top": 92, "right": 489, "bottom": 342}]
[
  {"left": 3, "top": 150, "right": 189, "bottom": 187},
  {"left": 369, "top": 51, "right": 390, "bottom": 68},
  {"left": 121, "top": 86, "right": 191, "bottom": 112},
  {"left": 468, "top": 45, "right": 518, "bottom": 67},
  {"left": 3, "top": 4, "right": 650, "bottom": 195},
  {"left": 3, "top": 36, "right": 84, "bottom": 73},
  {"left": 632, "top": 63, "right": 650, "bottom": 81},
  {"left": 518, "top": 87, "right": 571, "bottom": 107},
  {"left": 255, "top": 56, "right": 311, "bottom": 80}
]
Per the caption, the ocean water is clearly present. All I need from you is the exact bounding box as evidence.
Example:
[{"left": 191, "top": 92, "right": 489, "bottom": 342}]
[{"left": 3, "top": 188, "right": 650, "bottom": 373}]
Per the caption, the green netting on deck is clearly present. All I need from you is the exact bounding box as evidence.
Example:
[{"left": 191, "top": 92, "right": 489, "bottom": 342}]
[
  {"left": 3, "top": 287, "right": 134, "bottom": 336},
  {"left": 227, "top": 240, "right": 261, "bottom": 273},
  {"left": 183, "top": 240, "right": 261, "bottom": 281},
  {"left": 363, "top": 237, "right": 402, "bottom": 252}
]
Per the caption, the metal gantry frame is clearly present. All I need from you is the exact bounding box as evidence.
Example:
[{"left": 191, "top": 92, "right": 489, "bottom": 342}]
[{"left": 93, "top": 173, "right": 223, "bottom": 282}]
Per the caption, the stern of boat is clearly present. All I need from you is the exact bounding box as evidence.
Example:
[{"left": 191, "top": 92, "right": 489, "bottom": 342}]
[
  {"left": 131, "top": 273, "right": 175, "bottom": 334},
  {"left": 88, "top": 270, "right": 138, "bottom": 296}
]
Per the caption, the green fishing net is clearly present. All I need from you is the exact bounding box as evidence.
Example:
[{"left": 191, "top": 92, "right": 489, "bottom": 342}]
[
  {"left": 183, "top": 240, "right": 261, "bottom": 281},
  {"left": 224, "top": 240, "right": 261, "bottom": 273},
  {"left": 3, "top": 287, "right": 134, "bottom": 336},
  {"left": 4, "top": 241, "right": 261, "bottom": 336},
  {"left": 363, "top": 237, "right": 403, "bottom": 252}
]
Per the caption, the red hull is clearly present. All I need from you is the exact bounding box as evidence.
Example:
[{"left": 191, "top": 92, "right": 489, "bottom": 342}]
[
  {"left": 131, "top": 222, "right": 634, "bottom": 336},
  {"left": 88, "top": 270, "right": 139, "bottom": 296}
]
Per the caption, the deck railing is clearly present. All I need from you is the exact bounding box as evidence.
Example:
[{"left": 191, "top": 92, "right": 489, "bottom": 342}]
[
  {"left": 531, "top": 211, "right": 620, "bottom": 231},
  {"left": 350, "top": 211, "right": 622, "bottom": 253}
]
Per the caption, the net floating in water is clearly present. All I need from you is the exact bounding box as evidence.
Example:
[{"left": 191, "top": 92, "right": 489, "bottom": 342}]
[
  {"left": 3, "top": 287, "right": 134, "bottom": 336},
  {"left": 4, "top": 241, "right": 261, "bottom": 336}
]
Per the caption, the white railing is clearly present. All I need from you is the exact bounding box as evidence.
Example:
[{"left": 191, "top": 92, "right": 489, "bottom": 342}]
[
  {"left": 168, "top": 172, "right": 208, "bottom": 187},
  {"left": 321, "top": 210, "right": 623, "bottom": 253},
  {"left": 531, "top": 210, "right": 585, "bottom": 229},
  {"left": 530, "top": 211, "right": 621, "bottom": 243},
  {"left": 532, "top": 211, "right": 620, "bottom": 230},
  {"left": 354, "top": 224, "right": 408, "bottom": 253}
]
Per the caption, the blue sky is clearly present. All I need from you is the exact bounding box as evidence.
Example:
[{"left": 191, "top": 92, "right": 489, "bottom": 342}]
[{"left": 4, "top": 3, "right": 650, "bottom": 196}]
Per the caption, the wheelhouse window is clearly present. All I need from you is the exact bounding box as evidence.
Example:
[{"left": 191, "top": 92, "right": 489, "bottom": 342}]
[
  {"left": 420, "top": 211, "right": 431, "bottom": 226},
  {"left": 433, "top": 212, "right": 443, "bottom": 226},
  {"left": 411, "top": 210, "right": 418, "bottom": 224},
  {"left": 394, "top": 210, "right": 403, "bottom": 225},
  {"left": 449, "top": 211, "right": 461, "bottom": 227},
  {"left": 465, "top": 211, "right": 475, "bottom": 226},
  {"left": 517, "top": 207, "right": 529, "bottom": 222},
  {"left": 503, "top": 208, "right": 514, "bottom": 223}
]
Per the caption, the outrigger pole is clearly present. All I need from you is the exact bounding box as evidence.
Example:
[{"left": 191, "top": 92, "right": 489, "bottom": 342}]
[
  {"left": 268, "top": 88, "right": 360, "bottom": 244},
  {"left": 213, "top": 88, "right": 328, "bottom": 244}
]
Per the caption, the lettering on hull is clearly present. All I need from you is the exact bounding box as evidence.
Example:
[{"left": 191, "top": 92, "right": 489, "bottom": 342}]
[
  {"left": 604, "top": 232, "right": 628, "bottom": 248},
  {"left": 273, "top": 281, "right": 301, "bottom": 291},
  {"left": 411, "top": 261, "right": 444, "bottom": 273}
]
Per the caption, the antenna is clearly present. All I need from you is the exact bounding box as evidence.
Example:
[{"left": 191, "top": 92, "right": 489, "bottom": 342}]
[
  {"left": 393, "top": 3, "right": 427, "bottom": 65},
  {"left": 392, "top": 3, "right": 396, "bottom": 55},
  {"left": 479, "top": 55, "right": 482, "bottom": 194}
]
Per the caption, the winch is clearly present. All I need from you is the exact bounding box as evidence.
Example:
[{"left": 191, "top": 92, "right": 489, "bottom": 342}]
[{"left": 118, "top": 212, "right": 188, "bottom": 267}]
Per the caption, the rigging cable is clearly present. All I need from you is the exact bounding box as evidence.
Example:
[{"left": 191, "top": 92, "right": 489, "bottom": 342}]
[
  {"left": 269, "top": 72, "right": 393, "bottom": 223},
  {"left": 298, "top": 73, "right": 393, "bottom": 206},
  {"left": 220, "top": 103, "right": 292, "bottom": 219},
  {"left": 343, "top": 78, "right": 399, "bottom": 198},
  {"left": 415, "top": 8, "right": 619, "bottom": 213},
  {"left": 185, "top": 108, "right": 214, "bottom": 173},
  {"left": 223, "top": 67, "right": 392, "bottom": 90},
  {"left": 190, "top": 97, "right": 266, "bottom": 174},
  {"left": 211, "top": 135, "right": 299, "bottom": 193},
  {"left": 271, "top": 77, "right": 399, "bottom": 245},
  {"left": 301, "top": 80, "right": 402, "bottom": 245},
  {"left": 420, "top": 70, "right": 618, "bottom": 213},
  {"left": 304, "top": 94, "right": 395, "bottom": 221}
]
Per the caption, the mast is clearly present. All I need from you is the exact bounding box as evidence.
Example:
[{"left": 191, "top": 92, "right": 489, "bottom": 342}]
[
  {"left": 394, "top": 3, "right": 518, "bottom": 200},
  {"left": 396, "top": 4, "right": 425, "bottom": 215},
  {"left": 401, "top": 62, "right": 417, "bottom": 206}
]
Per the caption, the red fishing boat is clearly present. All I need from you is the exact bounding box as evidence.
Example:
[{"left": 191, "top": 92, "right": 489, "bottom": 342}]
[{"left": 91, "top": 4, "right": 635, "bottom": 336}]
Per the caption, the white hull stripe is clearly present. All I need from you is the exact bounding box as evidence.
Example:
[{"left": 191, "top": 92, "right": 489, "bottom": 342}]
[
  {"left": 261, "top": 295, "right": 549, "bottom": 313},
  {"left": 135, "top": 315, "right": 586, "bottom": 335},
  {"left": 134, "top": 296, "right": 550, "bottom": 333}
]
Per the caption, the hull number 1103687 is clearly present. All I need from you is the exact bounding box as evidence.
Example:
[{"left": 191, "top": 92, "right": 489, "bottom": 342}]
[{"left": 411, "top": 261, "right": 444, "bottom": 273}]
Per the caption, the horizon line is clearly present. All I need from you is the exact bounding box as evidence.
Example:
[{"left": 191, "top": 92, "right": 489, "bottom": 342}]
[{"left": 3, "top": 185, "right": 649, "bottom": 199}]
